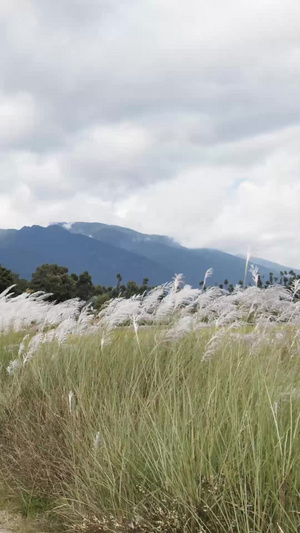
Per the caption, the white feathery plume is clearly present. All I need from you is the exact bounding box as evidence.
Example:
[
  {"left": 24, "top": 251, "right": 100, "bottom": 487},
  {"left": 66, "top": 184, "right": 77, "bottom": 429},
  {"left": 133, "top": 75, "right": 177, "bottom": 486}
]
[
  {"left": 7, "top": 359, "right": 22, "bottom": 375},
  {"left": 132, "top": 314, "right": 139, "bottom": 335},
  {"left": 215, "top": 309, "right": 244, "bottom": 327},
  {"left": 290, "top": 278, "right": 300, "bottom": 299},
  {"left": 94, "top": 431, "right": 101, "bottom": 449},
  {"left": 18, "top": 334, "right": 30, "bottom": 357},
  {"left": 203, "top": 267, "right": 213, "bottom": 289},
  {"left": 4, "top": 269, "right": 300, "bottom": 365},
  {"left": 141, "top": 284, "right": 169, "bottom": 315},
  {"left": 172, "top": 273, "right": 185, "bottom": 292},
  {"left": 98, "top": 296, "right": 142, "bottom": 330},
  {"left": 0, "top": 285, "right": 17, "bottom": 300},
  {"left": 100, "top": 332, "right": 111, "bottom": 350},
  {"left": 68, "top": 390, "right": 74, "bottom": 414},
  {"left": 165, "top": 315, "right": 193, "bottom": 341},
  {"left": 202, "top": 329, "right": 224, "bottom": 362},
  {"left": 154, "top": 291, "right": 176, "bottom": 322},
  {"left": 174, "top": 285, "right": 201, "bottom": 309},
  {"left": 54, "top": 317, "right": 78, "bottom": 345},
  {"left": 23, "top": 332, "right": 45, "bottom": 364},
  {"left": 202, "top": 324, "right": 236, "bottom": 362},
  {"left": 249, "top": 264, "right": 259, "bottom": 287},
  {"left": 243, "top": 248, "right": 251, "bottom": 286}
]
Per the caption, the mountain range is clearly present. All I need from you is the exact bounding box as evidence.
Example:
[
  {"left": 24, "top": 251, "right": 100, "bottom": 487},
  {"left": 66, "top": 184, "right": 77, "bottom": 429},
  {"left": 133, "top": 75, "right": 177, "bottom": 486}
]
[{"left": 0, "top": 222, "right": 297, "bottom": 287}]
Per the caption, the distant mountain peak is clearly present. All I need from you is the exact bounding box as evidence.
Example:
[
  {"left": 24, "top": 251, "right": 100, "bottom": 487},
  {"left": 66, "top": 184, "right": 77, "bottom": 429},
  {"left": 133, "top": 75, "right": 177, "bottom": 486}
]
[
  {"left": 0, "top": 221, "right": 298, "bottom": 287},
  {"left": 56, "top": 221, "right": 181, "bottom": 249}
]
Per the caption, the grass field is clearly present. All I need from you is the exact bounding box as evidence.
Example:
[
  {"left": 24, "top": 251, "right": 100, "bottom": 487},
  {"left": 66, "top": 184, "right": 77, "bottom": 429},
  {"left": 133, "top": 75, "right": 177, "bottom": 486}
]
[{"left": 0, "top": 276, "right": 300, "bottom": 532}]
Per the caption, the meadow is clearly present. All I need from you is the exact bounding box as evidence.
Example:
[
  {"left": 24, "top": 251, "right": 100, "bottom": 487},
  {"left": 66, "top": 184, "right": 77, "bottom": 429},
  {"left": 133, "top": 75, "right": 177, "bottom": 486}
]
[{"left": 0, "top": 271, "right": 300, "bottom": 532}]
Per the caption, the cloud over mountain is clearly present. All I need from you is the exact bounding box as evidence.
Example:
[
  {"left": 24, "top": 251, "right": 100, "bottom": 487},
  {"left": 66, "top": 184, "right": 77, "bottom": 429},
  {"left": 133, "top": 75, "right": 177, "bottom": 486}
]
[{"left": 0, "top": 0, "right": 299, "bottom": 265}]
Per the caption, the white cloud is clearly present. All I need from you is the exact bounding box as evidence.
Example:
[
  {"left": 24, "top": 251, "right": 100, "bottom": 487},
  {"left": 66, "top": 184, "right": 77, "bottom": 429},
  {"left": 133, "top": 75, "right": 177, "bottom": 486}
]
[
  {"left": 114, "top": 125, "right": 300, "bottom": 267},
  {"left": 0, "top": 92, "right": 37, "bottom": 147},
  {"left": 0, "top": 0, "right": 299, "bottom": 267},
  {"left": 62, "top": 122, "right": 153, "bottom": 193}
]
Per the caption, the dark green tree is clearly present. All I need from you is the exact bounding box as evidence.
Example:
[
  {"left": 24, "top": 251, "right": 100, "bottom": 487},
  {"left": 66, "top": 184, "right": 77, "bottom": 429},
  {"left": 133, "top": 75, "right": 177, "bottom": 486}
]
[
  {"left": 116, "top": 273, "right": 122, "bottom": 291},
  {"left": 94, "top": 285, "right": 105, "bottom": 296},
  {"left": 125, "top": 280, "right": 139, "bottom": 298},
  {"left": 12, "top": 273, "right": 29, "bottom": 295},
  {"left": 30, "top": 264, "right": 77, "bottom": 302},
  {"left": 139, "top": 277, "right": 149, "bottom": 294},
  {"left": 93, "top": 293, "right": 111, "bottom": 309},
  {"left": 0, "top": 265, "right": 15, "bottom": 293},
  {"left": 76, "top": 271, "right": 94, "bottom": 301}
]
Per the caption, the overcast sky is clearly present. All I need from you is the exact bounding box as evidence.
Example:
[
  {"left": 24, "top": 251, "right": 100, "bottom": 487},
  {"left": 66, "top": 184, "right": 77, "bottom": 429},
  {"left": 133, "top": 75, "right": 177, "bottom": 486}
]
[{"left": 0, "top": 0, "right": 300, "bottom": 266}]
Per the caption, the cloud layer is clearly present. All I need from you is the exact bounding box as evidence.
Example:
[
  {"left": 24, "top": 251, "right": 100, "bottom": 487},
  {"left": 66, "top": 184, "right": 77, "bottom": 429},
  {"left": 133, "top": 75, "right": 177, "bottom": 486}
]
[{"left": 0, "top": 0, "right": 300, "bottom": 266}]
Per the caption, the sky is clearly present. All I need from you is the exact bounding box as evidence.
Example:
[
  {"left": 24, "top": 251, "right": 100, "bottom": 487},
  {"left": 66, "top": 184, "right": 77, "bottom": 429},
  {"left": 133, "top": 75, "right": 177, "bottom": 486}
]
[{"left": 0, "top": 0, "right": 300, "bottom": 267}]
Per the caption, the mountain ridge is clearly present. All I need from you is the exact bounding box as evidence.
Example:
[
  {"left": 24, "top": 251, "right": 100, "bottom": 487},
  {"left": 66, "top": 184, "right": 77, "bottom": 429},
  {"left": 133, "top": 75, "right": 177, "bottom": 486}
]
[
  {"left": 0, "top": 221, "right": 296, "bottom": 287},
  {"left": 0, "top": 225, "right": 172, "bottom": 285},
  {"left": 57, "top": 221, "right": 295, "bottom": 286}
]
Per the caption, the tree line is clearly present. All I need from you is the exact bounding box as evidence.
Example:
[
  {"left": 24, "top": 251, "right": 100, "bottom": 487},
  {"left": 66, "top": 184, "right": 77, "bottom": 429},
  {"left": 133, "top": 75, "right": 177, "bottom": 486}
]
[
  {"left": 211, "top": 270, "right": 300, "bottom": 292},
  {"left": 0, "top": 262, "right": 299, "bottom": 309},
  {"left": 0, "top": 263, "right": 151, "bottom": 309}
]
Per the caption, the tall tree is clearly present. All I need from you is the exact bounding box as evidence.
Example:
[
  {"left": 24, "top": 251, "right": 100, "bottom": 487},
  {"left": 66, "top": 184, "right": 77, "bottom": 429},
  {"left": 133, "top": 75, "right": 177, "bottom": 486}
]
[
  {"left": 125, "top": 280, "right": 139, "bottom": 298},
  {"left": 30, "top": 264, "right": 77, "bottom": 302},
  {"left": 76, "top": 271, "right": 94, "bottom": 301},
  {"left": 0, "top": 265, "right": 14, "bottom": 293},
  {"left": 116, "top": 273, "right": 122, "bottom": 291}
]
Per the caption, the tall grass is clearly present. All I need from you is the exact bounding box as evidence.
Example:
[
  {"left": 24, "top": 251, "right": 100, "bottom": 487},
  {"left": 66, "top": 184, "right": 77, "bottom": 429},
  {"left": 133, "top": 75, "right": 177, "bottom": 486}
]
[
  {"left": 0, "top": 326, "right": 300, "bottom": 532},
  {"left": 0, "top": 273, "right": 300, "bottom": 531}
]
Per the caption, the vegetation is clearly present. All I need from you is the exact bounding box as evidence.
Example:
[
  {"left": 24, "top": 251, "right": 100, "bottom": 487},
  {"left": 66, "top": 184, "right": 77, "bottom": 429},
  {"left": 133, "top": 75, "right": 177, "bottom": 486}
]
[
  {"left": 0, "top": 263, "right": 153, "bottom": 307},
  {"left": 206, "top": 269, "right": 300, "bottom": 293},
  {"left": 2, "top": 259, "right": 300, "bottom": 309},
  {"left": 0, "top": 265, "right": 28, "bottom": 296},
  {"left": 2, "top": 327, "right": 300, "bottom": 532},
  {"left": 0, "top": 272, "right": 299, "bottom": 531}
]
